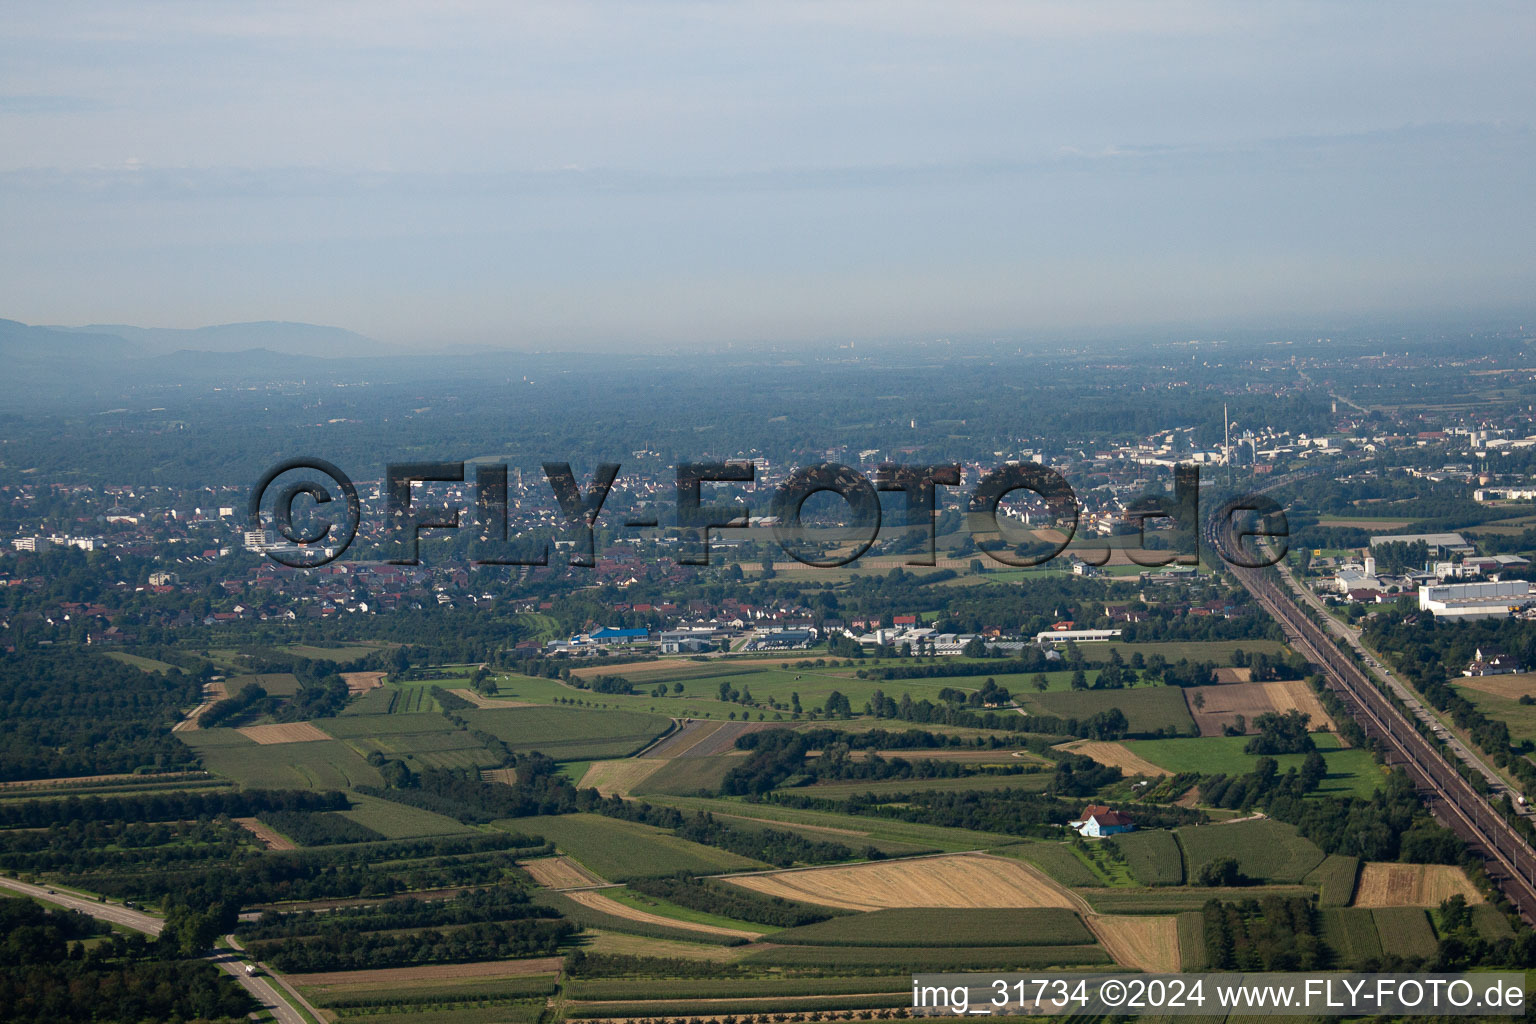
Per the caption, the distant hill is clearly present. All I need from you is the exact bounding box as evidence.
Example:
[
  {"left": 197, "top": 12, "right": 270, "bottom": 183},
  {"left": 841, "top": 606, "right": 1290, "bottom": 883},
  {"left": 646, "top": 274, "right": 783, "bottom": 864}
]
[
  {"left": 52, "top": 320, "right": 383, "bottom": 358},
  {"left": 0, "top": 319, "right": 134, "bottom": 361}
]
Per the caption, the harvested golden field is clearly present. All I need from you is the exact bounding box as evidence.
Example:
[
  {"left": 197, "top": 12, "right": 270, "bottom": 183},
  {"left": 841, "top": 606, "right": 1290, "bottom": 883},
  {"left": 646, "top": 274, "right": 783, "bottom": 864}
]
[
  {"left": 235, "top": 722, "right": 332, "bottom": 745},
  {"left": 581, "top": 758, "right": 666, "bottom": 796},
  {"left": 1212, "top": 667, "right": 1254, "bottom": 684},
  {"left": 445, "top": 687, "right": 536, "bottom": 709},
  {"left": 1088, "top": 914, "right": 1180, "bottom": 973},
  {"left": 482, "top": 766, "right": 518, "bottom": 785},
  {"left": 582, "top": 930, "right": 747, "bottom": 962},
  {"left": 1352, "top": 863, "right": 1483, "bottom": 907},
  {"left": 571, "top": 658, "right": 697, "bottom": 679},
  {"left": 522, "top": 855, "right": 607, "bottom": 889},
  {"left": 233, "top": 817, "right": 296, "bottom": 851},
  {"left": 1186, "top": 679, "right": 1336, "bottom": 738},
  {"left": 340, "top": 671, "right": 385, "bottom": 694},
  {"left": 565, "top": 889, "right": 762, "bottom": 940},
  {"left": 1054, "top": 739, "right": 1170, "bottom": 777},
  {"left": 723, "top": 853, "right": 1077, "bottom": 911},
  {"left": 289, "top": 956, "right": 562, "bottom": 989},
  {"left": 1457, "top": 671, "right": 1536, "bottom": 700}
]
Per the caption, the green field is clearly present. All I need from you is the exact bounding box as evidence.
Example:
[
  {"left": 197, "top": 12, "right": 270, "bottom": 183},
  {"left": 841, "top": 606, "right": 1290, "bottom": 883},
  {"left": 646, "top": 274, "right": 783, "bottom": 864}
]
[
  {"left": 102, "top": 651, "right": 179, "bottom": 673},
  {"left": 630, "top": 756, "right": 740, "bottom": 796},
  {"left": 1080, "top": 885, "right": 1315, "bottom": 914},
  {"left": 178, "top": 730, "right": 385, "bottom": 790},
  {"left": 789, "top": 771, "right": 1053, "bottom": 800},
  {"left": 1373, "top": 907, "right": 1438, "bottom": 958},
  {"left": 1116, "top": 828, "right": 1184, "bottom": 885},
  {"left": 703, "top": 811, "right": 932, "bottom": 857},
  {"left": 1174, "top": 819, "right": 1326, "bottom": 884},
  {"left": 284, "top": 642, "right": 395, "bottom": 662},
  {"left": 642, "top": 793, "right": 1017, "bottom": 852},
  {"left": 1472, "top": 904, "right": 1516, "bottom": 941},
  {"left": 602, "top": 886, "right": 776, "bottom": 934},
  {"left": 1074, "top": 640, "right": 1290, "bottom": 664},
  {"left": 339, "top": 792, "right": 476, "bottom": 838},
  {"left": 340, "top": 687, "right": 398, "bottom": 715},
  {"left": 505, "top": 812, "right": 767, "bottom": 880},
  {"left": 1304, "top": 854, "right": 1361, "bottom": 907},
  {"left": 1320, "top": 908, "right": 1383, "bottom": 965},
  {"left": 1176, "top": 911, "right": 1207, "bottom": 969},
  {"left": 998, "top": 842, "right": 1100, "bottom": 887},
  {"left": 1023, "top": 685, "right": 1197, "bottom": 736},
  {"left": 322, "top": 712, "right": 459, "bottom": 738},
  {"left": 461, "top": 707, "right": 673, "bottom": 761},
  {"left": 770, "top": 908, "right": 1092, "bottom": 947},
  {"left": 225, "top": 672, "right": 302, "bottom": 696},
  {"left": 1128, "top": 733, "right": 1386, "bottom": 799},
  {"left": 1454, "top": 686, "right": 1536, "bottom": 745},
  {"left": 318, "top": 712, "right": 503, "bottom": 770}
]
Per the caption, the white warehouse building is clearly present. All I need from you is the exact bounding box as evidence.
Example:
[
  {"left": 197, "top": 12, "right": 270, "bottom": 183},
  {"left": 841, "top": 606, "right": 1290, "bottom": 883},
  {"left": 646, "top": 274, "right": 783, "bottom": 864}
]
[{"left": 1418, "top": 580, "right": 1533, "bottom": 620}]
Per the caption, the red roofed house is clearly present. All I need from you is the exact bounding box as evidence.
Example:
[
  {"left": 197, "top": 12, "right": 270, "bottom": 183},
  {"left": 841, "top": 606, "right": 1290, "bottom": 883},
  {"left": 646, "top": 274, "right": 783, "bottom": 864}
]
[{"left": 1071, "top": 805, "right": 1134, "bottom": 837}]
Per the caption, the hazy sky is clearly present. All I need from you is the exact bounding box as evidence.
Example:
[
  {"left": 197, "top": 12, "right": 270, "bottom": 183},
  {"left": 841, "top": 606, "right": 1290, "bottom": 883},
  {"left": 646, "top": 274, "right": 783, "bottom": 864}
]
[{"left": 2, "top": 1, "right": 1533, "bottom": 349}]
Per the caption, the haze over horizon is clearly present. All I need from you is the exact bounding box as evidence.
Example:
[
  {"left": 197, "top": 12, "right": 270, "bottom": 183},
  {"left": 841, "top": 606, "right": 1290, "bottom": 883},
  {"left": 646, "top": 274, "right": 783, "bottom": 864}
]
[{"left": 3, "top": 2, "right": 1534, "bottom": 350}]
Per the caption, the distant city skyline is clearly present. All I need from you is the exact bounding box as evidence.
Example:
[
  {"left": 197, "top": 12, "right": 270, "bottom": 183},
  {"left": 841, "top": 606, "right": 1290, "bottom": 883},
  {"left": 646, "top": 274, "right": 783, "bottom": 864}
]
[{"left": 2, "top": 2, "right": 1534, "bottom": 350}]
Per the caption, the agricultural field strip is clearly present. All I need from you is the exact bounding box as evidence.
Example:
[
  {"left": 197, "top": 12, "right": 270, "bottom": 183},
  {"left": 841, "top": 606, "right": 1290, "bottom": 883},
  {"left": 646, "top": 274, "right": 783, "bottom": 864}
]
[
  {"left": 644, "top": 794, "right": 1017, "bottom": 851},
  {"left": 563, "top": 889, "right": 763, "bottom": 940}
]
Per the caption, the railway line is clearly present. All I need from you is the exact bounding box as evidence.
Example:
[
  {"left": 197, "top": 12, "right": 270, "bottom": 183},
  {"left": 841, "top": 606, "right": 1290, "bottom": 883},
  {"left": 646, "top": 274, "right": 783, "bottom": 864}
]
[{"left": 1205, "top": 500, "right": 1536, "bottom": 923}]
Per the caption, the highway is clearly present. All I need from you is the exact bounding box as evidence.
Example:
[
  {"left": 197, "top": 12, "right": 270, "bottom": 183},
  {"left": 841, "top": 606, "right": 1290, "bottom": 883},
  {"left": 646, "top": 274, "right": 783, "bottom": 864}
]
[
  {"left": 0, "top": 875, "right": 310, "bottom": 1024},
  {"left": 1205, "top": 505, "right": 1536, "bottom": 922}
]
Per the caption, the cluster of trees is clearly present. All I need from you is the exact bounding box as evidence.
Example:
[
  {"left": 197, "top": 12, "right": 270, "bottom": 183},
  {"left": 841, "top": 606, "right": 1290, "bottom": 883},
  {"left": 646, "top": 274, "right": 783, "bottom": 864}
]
[
  {"left": 0, "top": 897, "right": 255, "bottom": 1023},
  {"left": 1050, "top": 754, "right": 1124, "bottom": 797},
  {"left": 1200, "top": 752, "right": 1329, "bottom": 809},
  {"left": 0, "top": 649, "right": 201, "bottom": 781},
  {"left": 251, "top": 917, "right": 575, "bottom": 972},
  {"left": 1232, "top": 648, "right": 1310, "bottom": 682},
  {"left": 1206, "top": 766, "right": 1462, "bottom": 864},
  {"left": 241, "top": 887, "right": 544, "bottom": 941},
  {"left": 718, "top": 729, "right": 1032, "bottom": 798},
  {"left": 0, "top": 788, "right": 344, "bottom": 829},
  {"left": 0, "top": 819, "right": 246, "bottom": 876},
  {"left": 203, "top": 679, "right": 351, "bottom": 729},
  {"left": 1243, "top": 710, "right": 1317, "bottom": 755},
  {"left": 73, "top": 832, "right": 546, "bottom": 907},
  {"left": 1202, "top": 896, "right": 1325, "bottom": 970},
  {"left": 241, "top": 887, "right": 573, "bottom": 972},
  {"left": 254, "top": 809, "right": 384, "bottom": 846},
  {"left": 626, "top": 875, "right": 844, "bottom": 927}
]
